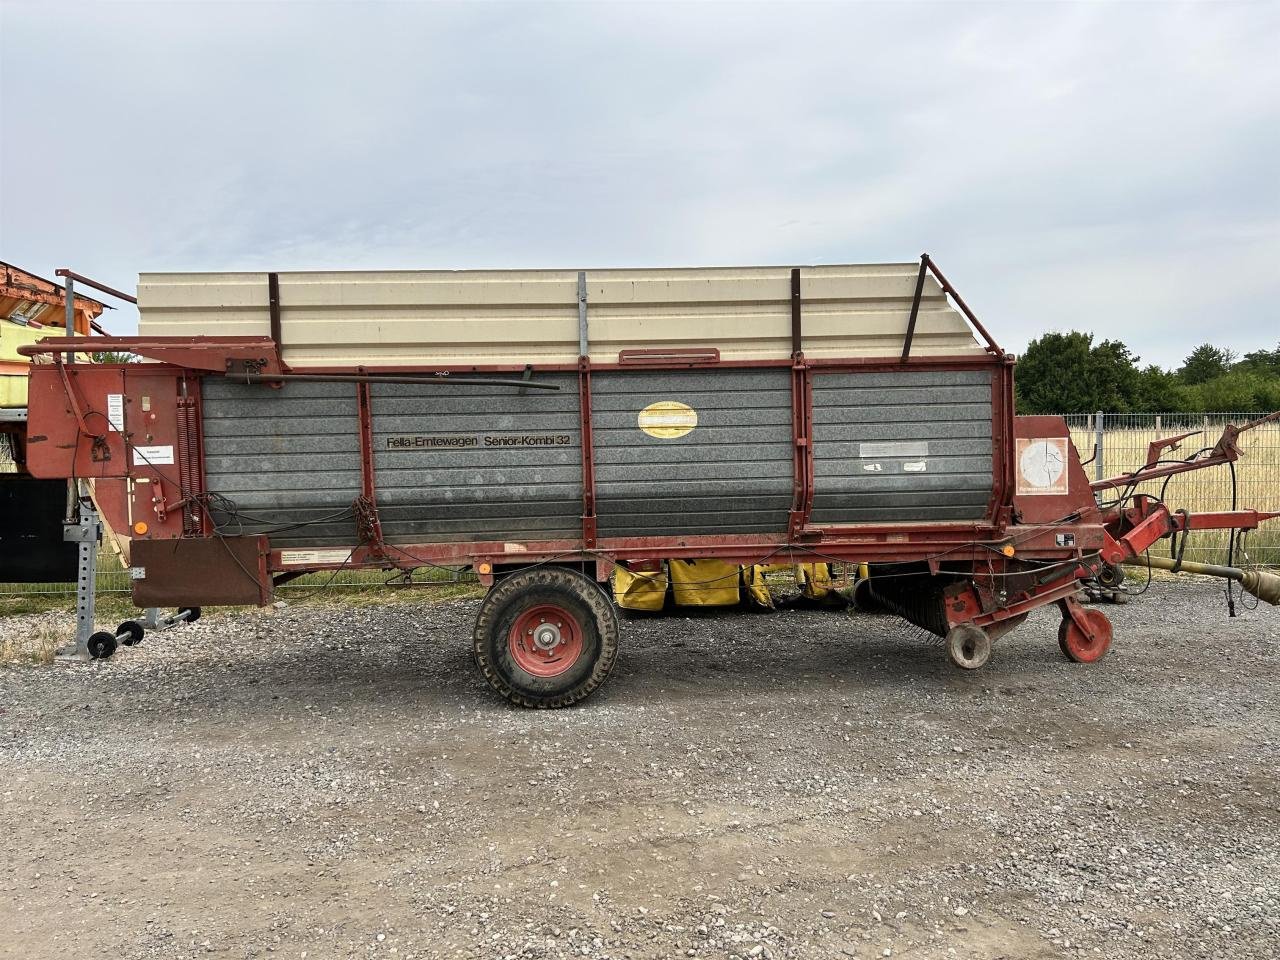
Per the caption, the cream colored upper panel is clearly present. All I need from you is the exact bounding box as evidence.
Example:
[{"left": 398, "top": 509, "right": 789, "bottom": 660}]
[{"left": 137, "top": 263, "right": 984, "bottom": 366}]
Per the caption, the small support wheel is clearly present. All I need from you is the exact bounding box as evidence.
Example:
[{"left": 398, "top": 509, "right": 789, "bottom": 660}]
[
  {"left": 473, "top": 566, "right": 620, "bottom": 708},
  {"left": 946, "top": 623, "right": 991, "bottom": 670},
  {"left": 178, "top": 606, "right": 201, "bottom": 624},
  {"left": 88, "top": 631, "right": 118, "bottom": 660},
  {"left": 116, "top": 620, "right": 144, "bottom": 646},
  {"left": 1095, "top": 564, "right": 1125, "bottom": 590},
  {"left": 1058, "top": 607, "right": 1113, "bottom": 663}
]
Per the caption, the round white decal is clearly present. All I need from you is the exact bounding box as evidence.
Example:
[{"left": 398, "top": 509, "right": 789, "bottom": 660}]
[{"left": 1018, "top": 439, "right": 1066, "bottom": 490}]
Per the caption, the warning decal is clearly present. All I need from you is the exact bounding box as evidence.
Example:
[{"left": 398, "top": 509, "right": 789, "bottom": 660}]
[
  {"left": 638, "top": 401, "right": 698, "bottom": 439},
  {"left": 1016, "top": 437, "right": 1069, "bottom": 496}
]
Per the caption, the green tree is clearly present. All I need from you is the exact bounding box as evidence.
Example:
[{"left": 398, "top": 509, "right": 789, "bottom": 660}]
[
  {"left": 1178, "top": 344, "right": 1236, "bottom": 384},
  {"left": 1087, "top": 339, "right": 1141, "bottom": 410},
  {"left": 1235, "top": 343, "right": 1280, "bottom": 377},
  {"left": 1015, "top": 331, "right": 1095, "bottom": 413},
  {"left": 91, "top": 350, "right": 139, "bottom": 364},
  {"left": 1131, "top": 364, "right": 1190, "bottom": 412},
  {"left": 1015, "top": 331, "right": 1143, "bottom": 414}
]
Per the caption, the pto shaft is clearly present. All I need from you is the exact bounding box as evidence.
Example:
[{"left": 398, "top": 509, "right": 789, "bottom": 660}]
[{"left": 1124, "top": 555, "right": 1280, "bottom": 605}]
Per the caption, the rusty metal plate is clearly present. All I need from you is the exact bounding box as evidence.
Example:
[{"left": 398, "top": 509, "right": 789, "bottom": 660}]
[{"left": 130, "top": 535, "right": 269, "bottom": 607}]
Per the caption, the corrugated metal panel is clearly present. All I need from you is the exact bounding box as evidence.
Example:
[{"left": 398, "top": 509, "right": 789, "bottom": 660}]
[
  {"left": 593, "top": 369, "right": 792, "bottom": 537},
  {"left": 810, "top": 370, "right": 994, "bottom": 524},
  {"left": 137, "top": 263, "right": 983, "bottom": 366},
  {"left": 201, "top": 378, "right": 361, "bottom": 547},
  {"left": 369, "top": 375, "right": 582, "bottom": 543}
]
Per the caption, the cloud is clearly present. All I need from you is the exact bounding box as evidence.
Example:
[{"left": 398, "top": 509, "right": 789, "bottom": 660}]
[{"left": 1, "top": 0, "right": 1276, "bottom": 367}]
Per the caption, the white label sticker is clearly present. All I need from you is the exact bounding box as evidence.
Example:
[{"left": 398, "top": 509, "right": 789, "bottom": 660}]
[
  {"left": 280, "top": 548, "right": 353, "bottom": 566},
  {"left": 903, "top": 461, "right": 928, "bottom": 472},
  {"left": 106, "top": 394, "right": 125, "bottom": 432},
  {"left": 859, "top": 441, "right": 929, "bottom": 459},
  {"left": 131, "top": 444, "right": 174, "bottom": 465},
  {"left": 503, "top": 542, "right": 530, "bottom": 553},
  {"left": 862, "top": 462, "right": 883, "bottom": 472}
]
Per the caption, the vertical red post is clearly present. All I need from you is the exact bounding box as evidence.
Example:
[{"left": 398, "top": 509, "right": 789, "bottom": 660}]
[
  {"left": 579, "top": 358, "right": 597, "bottom": 549},
  {"left": 355, "top": 379, "right": 385, "bottom": 552}
]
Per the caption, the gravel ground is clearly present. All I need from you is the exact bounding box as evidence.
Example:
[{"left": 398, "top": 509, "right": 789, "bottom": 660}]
[{"left": 1, "top": 579, "right": 1277, "bottom": 960}]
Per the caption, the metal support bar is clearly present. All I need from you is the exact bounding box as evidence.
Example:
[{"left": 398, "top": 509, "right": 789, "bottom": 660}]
[
  {"left": 142, "top": 607, "right": 197, "bottom": 631},
  {"left": 64, "top": 274, "right": 75, "bottom": 365},
  {"left": 232, "top": 372, "right": 561, "bottom": 390},
  {"left": 579, "top": 358, "right": 597, "bottom": 548},
  {"left": 268, "top": 272, "right": 282, "bottom": 349},
  {"left": 1094, "top": 410, "right": 1104, "bottom": 482},
  {"left": 921, "top": 256, "right": 1003, "bottom": 355},
  {"left": 790, "top": 268, "right": 802, "bottom": 356},
  {"left": 900, "top": 255, "right": 929, "bottom": 361},
  {"left": 578, "top": 271, "right": 588, "bottom": 357},
  {"left": 54, "top": 268, "right": 137, "bottom": 305}
]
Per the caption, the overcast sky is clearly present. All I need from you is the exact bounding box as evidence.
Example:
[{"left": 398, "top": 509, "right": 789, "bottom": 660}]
[{"left": 2, "top": 0, "right": 1277, "bottom": 368}]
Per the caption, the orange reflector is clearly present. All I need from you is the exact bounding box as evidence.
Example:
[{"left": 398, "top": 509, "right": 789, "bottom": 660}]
[
  {"left": 133, "top": 521, "right": 149, "bottom": 536},
  {"left": 478, "top": 562, "right": 492, "bottom": 574},
  {"left": 1001, "top": 543, "right": 1016, "bottom": 557}
]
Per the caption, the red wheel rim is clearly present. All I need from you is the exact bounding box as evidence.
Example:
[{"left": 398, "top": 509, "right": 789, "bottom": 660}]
[
  {"left": 508, "top": 604, "right": 584, "bottom": 678},
  {"left": 1061, "top": 609, "right": 1112, "bottom": 663}
]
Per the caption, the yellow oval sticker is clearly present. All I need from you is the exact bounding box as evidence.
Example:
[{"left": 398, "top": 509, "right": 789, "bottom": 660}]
[{"left": 638, "top": 400, "right": 698, "bottom": 439}]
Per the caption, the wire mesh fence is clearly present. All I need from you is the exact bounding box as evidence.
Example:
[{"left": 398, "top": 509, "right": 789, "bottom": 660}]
[
  {"left": 1064, "top": 412, "right": 1279, "bottom": 566},
  {"left": 0, "top": 565, "right": 479, "bottom": 613}
]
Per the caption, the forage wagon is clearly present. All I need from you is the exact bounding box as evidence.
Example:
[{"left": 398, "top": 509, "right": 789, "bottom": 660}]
[{"left": 20, "top": 256, "right": 1279, "bottom": 706}]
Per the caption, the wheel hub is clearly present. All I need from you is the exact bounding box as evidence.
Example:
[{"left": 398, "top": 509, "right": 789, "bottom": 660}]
[
  {"left": 508, "top": 604, "right": 584, "bottom": 678},
  {"left": 532, "top": 622, "right": 562, "bottom": 650}
]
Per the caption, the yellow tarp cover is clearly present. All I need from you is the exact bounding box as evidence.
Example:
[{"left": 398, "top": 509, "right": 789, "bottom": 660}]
[
  {"left": 741, "top": 564, "right": 774, "bottom": 608},
  {"left": 796, "top": 562, "right": 836, "bottom": 600},
  {"left": 669, "top": 559, "right": 742, "bottom": 607},
  {"left": 611, "top": 566, "right": 668, "bottom": 611},
  {"left": 612, "top": 560, "right": 847, "bottom": 611}
]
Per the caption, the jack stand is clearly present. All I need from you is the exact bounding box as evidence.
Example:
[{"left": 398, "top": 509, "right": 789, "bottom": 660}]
[
  {"left": 141, "top": 606, "right": 199, "bottom": 631},
  {"left": 55, "top": 480, "right": 101, "bottom": 661}
]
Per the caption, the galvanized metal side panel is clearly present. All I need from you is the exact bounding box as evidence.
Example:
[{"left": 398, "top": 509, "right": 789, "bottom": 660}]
[
  {"left": 201, "top": 378, "right": 361, "bottom": 547},
  {"left": 137, "top": 263, "right": 984, "bottom": 367},
  {"left": 810, "top": 370, "right": 994, "bottom": 524},
  {"left": 592, "top": 369, "right": 792, "bottom": 537},
  {"left": 370, "top": 375, "right": 582, "bottom": 543}
]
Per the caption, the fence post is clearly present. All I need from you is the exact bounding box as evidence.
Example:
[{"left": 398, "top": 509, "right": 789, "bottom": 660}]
[
  {"left": 1155, "top": 414, "right": 1161, "bottom": 432},
  {"left": 1094, "top": 410, "right": 1104, "bottom": 481}
]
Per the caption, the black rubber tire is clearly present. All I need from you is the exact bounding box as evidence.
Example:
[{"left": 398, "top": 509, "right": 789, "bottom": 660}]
[
  {"left": 473, "top": 567, "right": 620, "bottom": 708},
  {"left": 178, "top": 606, "right": 201, "bottom": 624},
  {"left": 116, "top": 620, "right": 144, "bottom": 646},
  {"left": 88, "top": 631, "right": 118, "bottom": 660}
]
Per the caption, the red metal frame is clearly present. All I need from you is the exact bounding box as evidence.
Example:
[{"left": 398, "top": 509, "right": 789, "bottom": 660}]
[{"left": 578, "top": 358, "right": 597, "bottom": 548}]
